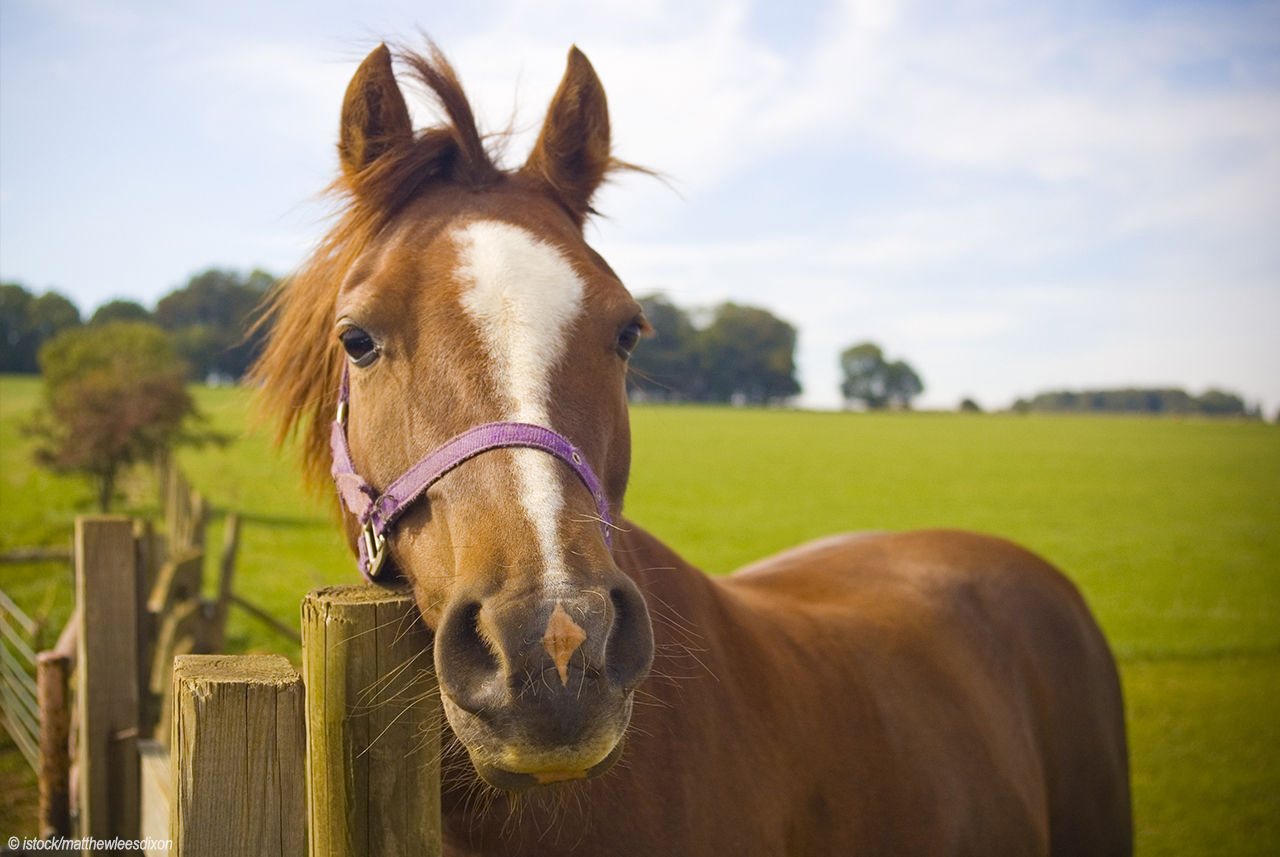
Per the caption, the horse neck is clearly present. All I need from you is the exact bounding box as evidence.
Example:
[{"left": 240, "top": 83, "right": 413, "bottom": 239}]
[
  {"left": 610, "top": 517, "right": 738, "bottom": 658},
  {"left": 611, "top": 516, "right": 703, "bottom": 590}
]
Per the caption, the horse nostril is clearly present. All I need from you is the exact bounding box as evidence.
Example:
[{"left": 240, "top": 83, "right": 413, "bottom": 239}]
[
  {"left": 606, "top": 584, "right": 654, "bottom": 691},
  {"left": 436, "top": 600, "right": 502, "bottom": 712}
]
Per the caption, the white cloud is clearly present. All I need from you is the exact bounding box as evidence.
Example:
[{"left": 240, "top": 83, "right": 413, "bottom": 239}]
[
  {"left": 2, "top": 0, "right": 1276, "bottom": 411},
  {"left": 891, "top": 309, "right": 1021, "bottom": 342}
]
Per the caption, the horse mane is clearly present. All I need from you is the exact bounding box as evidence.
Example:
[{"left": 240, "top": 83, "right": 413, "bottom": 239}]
[{"left": 249, "top": 43, "right": 511, "bottom": 493}]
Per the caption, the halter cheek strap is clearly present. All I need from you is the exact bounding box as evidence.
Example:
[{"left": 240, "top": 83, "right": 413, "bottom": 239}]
[{"left": 329, "top": 366, "right": 614, "bottom": 582}]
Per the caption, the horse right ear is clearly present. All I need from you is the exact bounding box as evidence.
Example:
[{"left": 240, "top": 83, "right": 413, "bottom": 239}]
[
  {"left": 522, "top": 47, "right": 613, "bottom": 226},
  {"left": 339, "top": 44, "right": 413, "bottom": 178}
]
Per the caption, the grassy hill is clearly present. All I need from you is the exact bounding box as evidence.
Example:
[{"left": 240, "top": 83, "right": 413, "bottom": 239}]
[{"left": 2, "top": 376, "right": 1277, "bottom": 853}]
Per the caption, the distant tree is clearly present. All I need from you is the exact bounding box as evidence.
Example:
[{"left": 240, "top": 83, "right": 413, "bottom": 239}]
[
  {"left": 27, "top": 322, "right": 210, "bottom": 511},
  {"left": 0, "top": 283, "right": 35, "bottom": 372},
  {"left": 959, "top": 398, "right": 983, "bottom": 413},
  {"left": 1194, "top": 389, "right": 1246, "bottom": 415},
  {"left": 1017, "top": 387, "right": 1248, "bottom": 416},
  {"left": 698, "top": 303, "right": 801, "bottom": 404},
  {"left": 628, "top": 294, "right": 701, "bottom": 400},
  {"left": 1, "top": 283, "right": 83, "bottom": 373},
  {"left": 90, "top": 299, "right": 152, "bottom": 326},
  {"left": 28, "top": 291, "right": 83, "bottom": 339},
  {"left": 840, "top": 342, "right": 923, "bottom": 409},
  {"left": 154, "top": 268, "right": 275, "bottom": 380}
]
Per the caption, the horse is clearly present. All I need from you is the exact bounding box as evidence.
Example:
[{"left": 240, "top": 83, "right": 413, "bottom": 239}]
[{"left": 252, "top": 41, "right": 1132, "bottom": 856}]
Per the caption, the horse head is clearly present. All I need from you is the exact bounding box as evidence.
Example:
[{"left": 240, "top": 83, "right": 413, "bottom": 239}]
[{"left": 256, "top": 43, "right": 654, "bottom": 791}]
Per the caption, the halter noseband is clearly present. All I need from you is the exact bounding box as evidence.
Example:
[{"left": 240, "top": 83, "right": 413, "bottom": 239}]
[{"left": 329, "top": 366, "right": 614, "bottom": 581}]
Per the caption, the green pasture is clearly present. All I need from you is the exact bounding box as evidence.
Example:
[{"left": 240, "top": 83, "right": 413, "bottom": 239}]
[{"left": 2, "top": 375, "right": 1277, "bottom": 854}]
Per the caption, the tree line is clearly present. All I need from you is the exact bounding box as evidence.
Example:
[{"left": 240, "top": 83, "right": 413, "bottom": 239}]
[
  {"left": 9, "top": 273, "right": 1255, "bottom": 418},
  {"left": 627, "top": 295, "right": 803, "bottom": 405},
  {"left": 1, "top": 268, "right": 276, "bottom": 381},
  {"left": 1011, "top": 388, "right": 1254, "bottom": 416},
  {"left": 628, "top": 294, "right": 927, "bottom": 409},
  {"left": 4, "top": 277, "right": 919, "bottom": 408}
]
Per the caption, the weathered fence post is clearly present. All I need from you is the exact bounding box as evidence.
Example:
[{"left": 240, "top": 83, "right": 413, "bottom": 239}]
[
  {"left": 302, "top": 586, "right": 442, "bottom": 857},
  {"left": 75, "top": 515, "right": 141, "bottom": 851},
  {"left": 147, "top": 546, "right": 207, "bottom": 743},
  {"left": 206, "top": 513, "right": 240, "bottom": 653},
  {"left": 133, "top": 518, "right": 166, "bottom": 741},
  {"left": 36, "top": 650, "right": 72, "bottom": 839},
  {"left": 170, "top": 654, "right": 306, "bottom": 857}
]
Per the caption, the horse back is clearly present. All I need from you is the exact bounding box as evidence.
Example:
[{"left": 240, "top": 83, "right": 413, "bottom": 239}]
[{"left": 717, "top": 529, "right": 1132, "bottom": 856}]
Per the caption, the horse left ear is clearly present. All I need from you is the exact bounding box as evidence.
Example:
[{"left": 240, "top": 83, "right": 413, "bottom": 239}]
[
  {"left": 523, "top": 47, "right": 612, "bottom": 226},
  {"left": 339, "top": 44, "right": 413, "bottom": 178}
]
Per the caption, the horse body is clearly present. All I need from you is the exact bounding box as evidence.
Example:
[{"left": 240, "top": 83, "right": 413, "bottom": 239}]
[
  {"left": 254, "top": 40, "right": 1131, "bottom": 856},
  {"left": 442, "top": 524, "right": 1129, "bottom": 856}
]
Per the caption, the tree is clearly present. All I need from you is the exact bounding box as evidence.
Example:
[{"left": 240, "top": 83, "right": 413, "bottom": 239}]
[
  {"left": 90, "top": 299, "right": 152, "bottom": 326},
  {"left": 1, "top": 283, "right": 83, "bottom": 373},
  {"left": 698, "top": 302, "right": 801, "bottom": 404},
  {"left": 27, "top": 322, "right": 208, "bottom": 511},
  {"left": 1194, "top": 389, "right": 1246, "bottom": 415},
  {"left": 154, "top": 268, "right": 275, "bottom": 380},
  {"left": 0, "top": 283, "right": 35, "bottom": 372},
  {"left": 839, "top": 342, "right": 924, "bottom": 409},
  {"left": 628, "top": 294, "right": 701, "bottom": 400}
]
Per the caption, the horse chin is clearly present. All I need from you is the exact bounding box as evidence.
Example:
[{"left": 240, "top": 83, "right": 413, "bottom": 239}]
[
  {"left": 443, "top": 692, "right": 632, "bottom": 792},
  {"left": 469, "top": 737, "right": 627, "bottom": 792}
]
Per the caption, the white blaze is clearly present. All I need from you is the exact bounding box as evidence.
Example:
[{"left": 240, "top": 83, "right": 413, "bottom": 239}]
[{"left": 456, "top": 220, "right": 585, "bottom": 589}]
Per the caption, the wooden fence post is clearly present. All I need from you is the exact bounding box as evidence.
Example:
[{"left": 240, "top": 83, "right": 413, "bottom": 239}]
[
  {"left": 75, "top": 515, "right": 141, "bottom": 851},
  {"left": 147, "top": 547, "right": 206, "bottom": 743},
  {"left": 36, "top": 650, "right": 72, "bottom": 839},
  {"left": 170, "top": 654, "right": 306, "bottom": 857},
  {"left": 133, "top": 518, "right": 167, "bottom": 740},
  {"left": 302, "top": 586, "right": 442, "bottom": 857},
  {"left": 206, "top": 513, "right": 240, "bottom": 653}
]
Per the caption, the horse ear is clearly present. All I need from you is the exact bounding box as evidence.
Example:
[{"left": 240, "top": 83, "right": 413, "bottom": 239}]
[
  {"left": 523, "top": 47, "right": 612, "bottom": 225},
  {"left": 339, "top": 44, "right": 413, "bottom": 177}
]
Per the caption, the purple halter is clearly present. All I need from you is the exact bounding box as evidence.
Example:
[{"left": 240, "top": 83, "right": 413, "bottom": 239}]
[{"left": 329, "top": 367, "right": 614, "bottom": 581}]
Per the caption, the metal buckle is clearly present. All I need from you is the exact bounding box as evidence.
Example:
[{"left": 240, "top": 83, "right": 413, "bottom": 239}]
[{"left": 362, "top": 519, "right": 388, "bottom": 579}]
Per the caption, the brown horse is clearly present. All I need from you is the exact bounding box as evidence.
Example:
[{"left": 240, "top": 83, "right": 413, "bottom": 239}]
[{"left": 253, "top": 41, "right": 1131, "bottom": 856}]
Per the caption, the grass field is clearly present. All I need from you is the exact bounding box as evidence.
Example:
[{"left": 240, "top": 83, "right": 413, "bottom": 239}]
[{"left": 2, "top": 375, "right": 1277, "bottom": 853}]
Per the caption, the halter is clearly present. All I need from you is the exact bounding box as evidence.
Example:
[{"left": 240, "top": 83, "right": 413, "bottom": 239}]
[{"left": 329, "top": 366, "right": 614, "bottom": 581}]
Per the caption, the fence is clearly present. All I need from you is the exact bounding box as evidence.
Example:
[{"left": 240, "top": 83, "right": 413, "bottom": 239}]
[
  {"left": 11, "top": 505, "right": 443, "bottom": 855},
  {"left": 160, "top": 587, "right": 442, "bottom": 856},
  {"left": 0, "top": 588, "right": 42, "bottom": 771},
  {"left": 3, "top": 462, "right": 316, "bottom": 848}
]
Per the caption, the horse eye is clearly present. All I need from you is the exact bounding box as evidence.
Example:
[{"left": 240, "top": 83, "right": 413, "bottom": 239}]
[
  {"left": 340, "top": 327, "right": 378, "bottom": 366},
  {"left": 616, "top": 321, "right": 642, "bottom": 359}
]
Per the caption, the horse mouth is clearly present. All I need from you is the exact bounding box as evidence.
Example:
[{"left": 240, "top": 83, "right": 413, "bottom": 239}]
[
  {"left": 470, "top": 737, "right": 627, "bottom": 791},
  {"left": 443, "top": 691, "right": 632, "bottom": 791}
]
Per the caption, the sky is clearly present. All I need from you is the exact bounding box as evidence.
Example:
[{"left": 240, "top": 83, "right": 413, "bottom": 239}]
[{"left": 2, "top": 0, "right": 1278, "bottom": 412}]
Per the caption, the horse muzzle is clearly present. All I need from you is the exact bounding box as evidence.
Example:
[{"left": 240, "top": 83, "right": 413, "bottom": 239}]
[{"left": 433, "top": 578, "right": 653, "bottom": 791}]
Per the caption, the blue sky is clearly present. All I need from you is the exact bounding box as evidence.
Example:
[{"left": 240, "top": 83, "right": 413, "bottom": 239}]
[{"left": 2, "top": 0, "right": 1277, "bottom": 411}]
